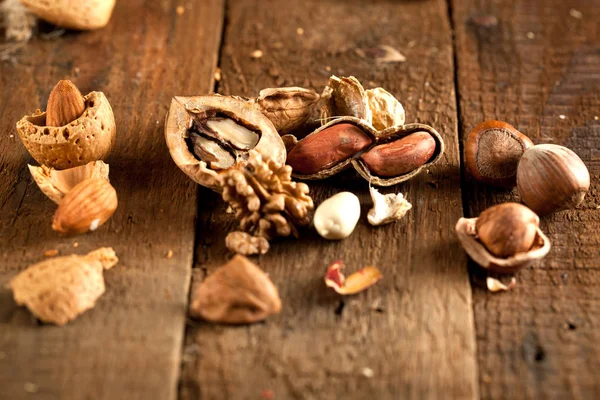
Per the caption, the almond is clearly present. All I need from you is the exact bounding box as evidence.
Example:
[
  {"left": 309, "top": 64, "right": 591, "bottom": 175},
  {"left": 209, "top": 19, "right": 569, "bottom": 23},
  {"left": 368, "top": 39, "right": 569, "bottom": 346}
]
[
  {"left": 46, "top": 80, "right": 86, "bottom": 127},
  {"left": 52, "top": 178, "right": 118, "bottom": 235}
]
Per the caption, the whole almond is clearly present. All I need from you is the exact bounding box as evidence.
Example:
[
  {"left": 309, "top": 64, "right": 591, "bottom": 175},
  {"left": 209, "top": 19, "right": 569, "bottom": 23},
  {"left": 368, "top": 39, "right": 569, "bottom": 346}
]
[
  {"left": 287, "top": 123, "right": 372, "bottom": 175},
  {"left": 52, "top": 178, "right": 118, "bottom": 235},
  {"left": 360, "top": 131, "right": 436, "bottom": 177},
  {"left": 46, "top": 80, "right": 86, "bottom": 127}
]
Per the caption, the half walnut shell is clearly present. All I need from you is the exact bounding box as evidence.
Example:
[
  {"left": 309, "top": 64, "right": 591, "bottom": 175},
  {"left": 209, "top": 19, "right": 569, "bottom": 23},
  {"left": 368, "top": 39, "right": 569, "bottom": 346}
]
[
  {"left": 287, "top": 116, "right": 444, "bottom": 186},
  {"left": 16, "top": 92, "right": 116, "bottom": 170},
  {"left": 28, "top": 160, "right": 110, "bottom": 204},
  {"left": 455, "top": 217, "right": 551, "bottom": 274},
  {"left": 164, "top": 95, "right": 286, "bottom": 191}
]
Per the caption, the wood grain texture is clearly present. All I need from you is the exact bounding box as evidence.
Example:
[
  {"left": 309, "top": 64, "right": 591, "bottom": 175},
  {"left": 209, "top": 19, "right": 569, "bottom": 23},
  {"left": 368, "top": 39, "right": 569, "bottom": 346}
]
[
  {"left": 453, "top": 0, "right": 600, "bottom": 398},
  {"left": 0, "top": 0, "right": 223, "bottom": 399},
  {"left": 180, "top": 1, "right": 478, "bottom": 399}
]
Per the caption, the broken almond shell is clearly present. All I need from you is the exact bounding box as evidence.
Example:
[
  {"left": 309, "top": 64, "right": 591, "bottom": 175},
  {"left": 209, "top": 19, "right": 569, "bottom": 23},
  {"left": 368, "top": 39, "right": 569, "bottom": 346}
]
[
  {"left": 455, "top": 217, "right": 551, "bottom": 273},
  {"left": 16, "top": 91, "right": 116, "bottom": 170},
  {"left": 9, "top": 247, "right": 118, "bottom": 326},
  {"left": 325, "top": 260, "right": 382, "bottom": 295},
  {"left": 28, "top": 160, "right": 109, "bottom": 204}
]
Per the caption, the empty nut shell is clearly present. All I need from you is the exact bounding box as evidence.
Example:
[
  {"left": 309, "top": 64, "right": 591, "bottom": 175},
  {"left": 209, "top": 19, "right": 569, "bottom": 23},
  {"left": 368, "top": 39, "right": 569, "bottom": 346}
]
[
  {"left": 16, "top": 91, "right": 116, "bottom": 170},
  {"left": 164, "top": 95, "right": 286, "bottom": 191},
  {"left": 517, "top": 144, "right": 590, "bottom": 215}
]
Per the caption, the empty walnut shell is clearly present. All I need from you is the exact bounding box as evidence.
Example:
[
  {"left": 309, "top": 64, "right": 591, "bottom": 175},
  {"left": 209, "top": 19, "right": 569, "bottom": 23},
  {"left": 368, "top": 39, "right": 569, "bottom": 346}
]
[
  {"left": 165, "top": 95, "right": 286, "bottom": 191},
  {"left": 455, "top": 217, "right": 551, "bottom": 273},
  {"left": 287, "top": 116, "right": 444, "bottom": 186},
  {"left": 16, "top": 92, "right": 116, "bottom": 170},
  {"left": 253, "top": 87, "right": 320, "bottom": 134}
]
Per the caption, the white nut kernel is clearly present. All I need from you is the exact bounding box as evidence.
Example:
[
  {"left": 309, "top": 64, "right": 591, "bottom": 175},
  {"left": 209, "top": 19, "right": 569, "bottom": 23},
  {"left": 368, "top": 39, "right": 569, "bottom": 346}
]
[{"left": 313, "top": 192, "right": 360, "bottom": 240}]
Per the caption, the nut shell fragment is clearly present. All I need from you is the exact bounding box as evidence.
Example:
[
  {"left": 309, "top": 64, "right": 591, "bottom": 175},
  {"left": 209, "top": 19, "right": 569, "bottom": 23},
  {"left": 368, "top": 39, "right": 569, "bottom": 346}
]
[
  {"left": 28, "top": 161, "right": 109, "bottom": 204},
  {"left": 254, "top": 87, "right": 320, "bottom": 134},
  {"left": 366, "top": 87, "right": 405, "bottom": 131},
  {"left": 367, "top": 186, "right": 412, "bottom": 226},
  {"left": 21, "top": 0, "right": 116, "bottom": 30},
  {"left": 164, "top": 95, "right": 286, "bottom": 191},
  {"left": 16, "top": 91, "right": 116, "bottom": 170},
  {"left": 189, "top": 255, "right": 281, "bottom": 324},
  {"left": 324, "top": 260, "right": 382, "bottom": 295},
  {"left": 455, "top": 217, "right": 550, "bottom": 273},
  {"left": 9, "top": 247, "right": 119, "bottom": 326}
]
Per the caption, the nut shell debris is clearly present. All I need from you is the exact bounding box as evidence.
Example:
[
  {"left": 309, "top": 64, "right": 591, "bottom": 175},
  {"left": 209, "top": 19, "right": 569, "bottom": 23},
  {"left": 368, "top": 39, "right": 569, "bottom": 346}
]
[
  {"left": 189, "top": 255, "right": 281, "bottom": 324},
  {"left": 9, "top": 247, "right": 119, "bottom": 326},
  {"left": 325, "top": 260, "right": 382, "bottom": 295},
  {"left": 367, "top": 186, "right": 412, "bottom": 226}
]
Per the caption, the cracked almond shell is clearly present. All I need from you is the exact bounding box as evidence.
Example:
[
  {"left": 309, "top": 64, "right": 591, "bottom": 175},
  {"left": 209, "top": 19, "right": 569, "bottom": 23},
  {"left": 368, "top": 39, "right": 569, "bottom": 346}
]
[
  {"left": 290, "top": 116, "right": 444, "bottom": 186},
  {"left": 16, "top": 91, "right": 116, "bottom": 170},
  {"left": 455, "top": 217, "right": 551, "bottom": 273},
  {"left": 164, "top": 95, "right": 286, "bottom": 191},
  {"left": 21, "top": 0, "right": 116, "bottom": 30}
]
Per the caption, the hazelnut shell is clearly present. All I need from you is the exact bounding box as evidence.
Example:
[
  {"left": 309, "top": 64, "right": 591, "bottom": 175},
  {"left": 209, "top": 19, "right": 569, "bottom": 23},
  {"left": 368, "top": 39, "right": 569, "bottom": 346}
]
[
  {"left": 455, "top": 217, "right": 551, "bottom": 274},
  {"left": 290, "top": 116, "right": 444, "bottom": 186},
  {"left": 164, "top": 95, "right": 286, "bottom": 192},
  {"left": 16, "top": 92, "right": 116, "bottom": 170}
]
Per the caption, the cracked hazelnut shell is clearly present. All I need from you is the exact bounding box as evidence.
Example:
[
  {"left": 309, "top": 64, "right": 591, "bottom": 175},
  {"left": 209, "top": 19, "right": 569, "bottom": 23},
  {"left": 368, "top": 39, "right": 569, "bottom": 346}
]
[
  {"left": 465, "top": 120, "right": 533, "bottom": 187},
  {"left": 16, "top": 91, "right": 116, "bottom": 170}
]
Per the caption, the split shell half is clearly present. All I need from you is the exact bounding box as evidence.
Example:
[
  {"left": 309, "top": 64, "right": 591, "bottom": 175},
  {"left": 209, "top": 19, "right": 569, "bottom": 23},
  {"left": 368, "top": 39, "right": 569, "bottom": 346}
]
[
  {"left": 16, "top": 92, "right": 116, "bottom": 170},
  {"left": 455, "top": 217, "right": 551, "bottom": 274},
  {"left": 290, "top": 116, "right": 444, "bottom": 186},
  {"left": 164, "top": 95, "right": 286, "bottom": 191}
]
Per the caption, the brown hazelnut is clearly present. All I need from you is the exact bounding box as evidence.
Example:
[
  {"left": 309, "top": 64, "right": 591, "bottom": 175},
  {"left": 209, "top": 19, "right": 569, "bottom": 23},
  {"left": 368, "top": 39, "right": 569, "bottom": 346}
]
[
  {"left": 475, "top": 203, "right": 539, "bottom": 258},
  {"left": 517, "top": 144, "right": 590, "bottom": 215},
  {"left": 465, "top": 120, "right": 534, "bottom": 187}
]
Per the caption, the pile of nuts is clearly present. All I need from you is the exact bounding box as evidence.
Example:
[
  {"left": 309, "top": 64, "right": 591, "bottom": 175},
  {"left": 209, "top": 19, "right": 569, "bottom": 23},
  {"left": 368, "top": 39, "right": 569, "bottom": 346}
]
[{"left": 457, "top": 120, "right": 590, "bottom": 277}]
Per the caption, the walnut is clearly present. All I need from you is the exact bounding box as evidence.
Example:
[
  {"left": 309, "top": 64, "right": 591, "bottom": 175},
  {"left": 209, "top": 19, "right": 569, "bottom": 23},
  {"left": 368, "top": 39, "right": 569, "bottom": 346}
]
[
  {"left": 225, "top": 231, "right": 269, "bottom": 255},
  {"left": 219, "top": 150, "right": 313, "bottom": 253}
]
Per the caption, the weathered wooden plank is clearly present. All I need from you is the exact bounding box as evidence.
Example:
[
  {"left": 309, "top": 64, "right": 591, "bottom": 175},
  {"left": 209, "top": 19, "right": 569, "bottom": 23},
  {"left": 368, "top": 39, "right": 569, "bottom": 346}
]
[
  {"left": 0, "top": 1, "right": 223, "bottom": 399},
  {"left": 180, "top": 1, "right": 478, "bottom": 399},
  {"left": 453, "top": 0, "right": 600, "bottom": 398}
]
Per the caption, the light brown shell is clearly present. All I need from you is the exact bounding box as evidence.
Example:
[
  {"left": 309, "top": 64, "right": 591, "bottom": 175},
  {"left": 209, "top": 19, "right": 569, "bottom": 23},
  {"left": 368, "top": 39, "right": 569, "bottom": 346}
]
[
  {"left": 20, "top": 0, "right": 116, "bottom": 30},
  {"left": 16, "top": 92, "right": 116, "bottom": 170},
  {"left": 9, "top": 247, "right": 118, "bottom": 326},
  {"left": 28, "top": 161, "right": 110, "bottom": 204},
  {"left": 164, "top": 95, "right": 286, "bottom": 191},
  {"left": 254, "top": 87, "right": 320, "bottom": 134},
  {"left": 455, "top": 217, "right": 551, "bottom": 274},
  {"left": 290, "top": 116, "right": 444, "bottom": 186}
]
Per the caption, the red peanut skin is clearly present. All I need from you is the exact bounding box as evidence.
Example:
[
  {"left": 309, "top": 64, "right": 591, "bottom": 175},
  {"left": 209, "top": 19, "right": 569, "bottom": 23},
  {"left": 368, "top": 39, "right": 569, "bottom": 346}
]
[
  {"left": 287, "top": 123, "right": 372, "bottom": 174},
  {"left": 361, "top": 131, "right": 436, "bottom": 177}
]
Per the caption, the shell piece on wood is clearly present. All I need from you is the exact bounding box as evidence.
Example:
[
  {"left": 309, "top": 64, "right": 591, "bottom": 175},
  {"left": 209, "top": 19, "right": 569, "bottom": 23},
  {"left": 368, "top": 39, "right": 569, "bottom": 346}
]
[
  {"left": 16, "top": 91, "right": 116, "bottom": 170},
  {"left": 9, "top": 248, "right": 119, "bottom": 326},
  {"left": 28, "top": 160, "right": 110, "bottom": 204},
  {"left": 324, "top": 260, "right": 382, "bottom": 295},
  {"left": 20, "top": 0, "right": 116, "bottom": 30},
  {"left": 254, "top": 87, "right": 320, "bottom": 134},
  {"left": 455, "top": 217, "right": 551, "bottom": 274},
  {"left": 367, "top": 186, "right": 412, "bottom": 226}
]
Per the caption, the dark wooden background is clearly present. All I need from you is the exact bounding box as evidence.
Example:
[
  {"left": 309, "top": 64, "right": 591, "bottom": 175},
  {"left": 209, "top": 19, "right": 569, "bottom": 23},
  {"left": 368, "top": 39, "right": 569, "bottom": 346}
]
[{"left": 1, "top": 0, "right": 598, "bottom": 399}]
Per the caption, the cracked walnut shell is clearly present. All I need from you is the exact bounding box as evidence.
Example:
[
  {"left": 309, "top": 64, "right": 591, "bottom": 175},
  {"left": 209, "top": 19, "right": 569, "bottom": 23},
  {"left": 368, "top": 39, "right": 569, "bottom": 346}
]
[
  {"left": 16, "top": 91, "right": 116, "bottom": 170},
  {"left": 164, "top": 95, "right": 286, "bottom": 191}
]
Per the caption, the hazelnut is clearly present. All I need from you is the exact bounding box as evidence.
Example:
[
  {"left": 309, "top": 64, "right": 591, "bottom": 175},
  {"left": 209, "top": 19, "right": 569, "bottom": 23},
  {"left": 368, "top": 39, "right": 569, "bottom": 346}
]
[
  {"left": 517, "top": 144, "right": 590, "bottom": 215},
  {"left": 465, "top": 120, "right": 533, "bottom": 187},
  {"left": 455, "top": 203, "right": 551, "bottom": 273},
  {"left": 475, "top": 203, "right": 539, "bottom": 258}
]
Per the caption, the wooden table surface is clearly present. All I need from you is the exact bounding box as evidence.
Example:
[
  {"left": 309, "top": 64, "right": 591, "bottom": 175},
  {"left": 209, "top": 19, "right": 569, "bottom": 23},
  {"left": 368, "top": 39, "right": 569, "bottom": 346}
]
[{"left": 1, "top": 0, "right": 599, "bottom": 399}]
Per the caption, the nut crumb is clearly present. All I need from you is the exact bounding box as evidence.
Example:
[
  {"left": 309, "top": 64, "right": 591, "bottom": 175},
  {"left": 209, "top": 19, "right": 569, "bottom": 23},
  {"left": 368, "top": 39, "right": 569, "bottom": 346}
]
[
  {"left": 44, "top": 249, "right": 59, "bottom": 257},
  {"left": 569, "top": 9, "right": 583, "bottom": 19},
  {"left": 73, "top": 242, "right": 79, "bottom": 248},
  {"left": 166, "top": 249, "right": 173, "bottom": 259},
  {"left": 362, "top": 367, "right": 375, "bottom": 378},
  {"left": 594, "top": 116, "right": 599, "bottom": 120},
  {"left": 214, "top": 67, "right": 221, "bottom": 82},
  {"left": 559, "top": 114, "right": 566, "bottom": 120},
  {"left": 526, "top": 32, "right": 535, "bottom": 39},
  {"left": 296, "top": 27, "right": 304, "bottom": 35},
  {"left": 325, "top": 65, "right": 331, "bottom": 72},
  {"left": 24, "top": 382, "right": 38, "bottom": 393},
  {"left": 486, "top": 276, "right": 516, "bottom": 293},
  {"left": 176, "top": 5, "right": 185, "bottom": 15},
  {"left": 251, "top": 49, "right": 263, "bottom": 59}
]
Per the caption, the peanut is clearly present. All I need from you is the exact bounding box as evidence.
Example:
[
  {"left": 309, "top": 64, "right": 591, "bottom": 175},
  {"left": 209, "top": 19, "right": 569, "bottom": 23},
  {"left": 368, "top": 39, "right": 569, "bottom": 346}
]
[
  {"left": 287, "top": 123, "right": 372, "bottom": 175},
  {"left": 360, "top": 131, "right": 436, "bottom": 177}
]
